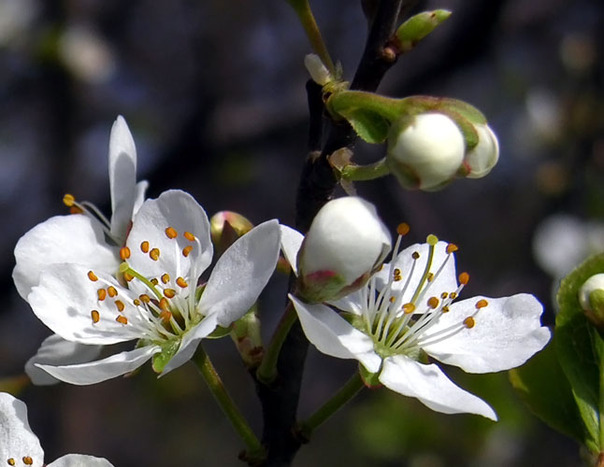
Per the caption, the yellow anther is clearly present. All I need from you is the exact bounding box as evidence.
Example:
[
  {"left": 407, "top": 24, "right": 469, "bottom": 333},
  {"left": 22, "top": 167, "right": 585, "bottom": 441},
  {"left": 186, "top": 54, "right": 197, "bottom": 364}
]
[
  {"left": 116, "top": 315, "right": 128, "bottom": 325},
  {"left": 23, "top": 457, "right": 33, "bottom": 466},
  {"left": 176, "top": 277, "right": 188, "bottom": 288},
  {"left": 133, "top": 299, "right": 141, "bottom": 306},
  {"left": 389, "top": 296, "right": 396, "bottom": 303},
  {"left": 475, "top": 299, "right": 489, "bottom": 309},
  {"left": 120, "top": 246, "right": 131, "bottom": 260},
  {"left": 97, "top": 288, "right": 107, "bottom": 301},
  {"left": 427, "top": 272, "right": 434, "bottom": 282},
  {"left": 123, "top": 272, "right": 134, "bottom": 282},
  {"left": 87, "top": 271, "right": 98, "bottom": 282},
  {"left": 184, "top": 231, "right": 196, "bottom": 242},
  {"left": 393, "top": 268, "right": 401, "bottom": 276},
  {"left": 446, "top": 243, "right": 459, "bottom": 254},
  {"left": 165, "top": 226, "right": 178, "bottom": 239},
  {"left": 161, "top": 273, "right": 170, "bottom": 284},
  {"left": 115, "top": 300, "right": 125, "bottom": 312},
  {"left": 140, "top": 241, "right": 150, "bottom": 253},
  {"left": 164, "top": 288, "right": 176, "bottom": 298},
  {"left": 150, "top": 278, "right": 159, "bottom": 286},
  {"left": 7, "top": 458, "right": 15, "bottom": 466},
  {"left": 63, "top": 193, "right": 75, "bottom": 207},
  {"left": 403, "top": 303, "right": 415, "bottom": 314},
  {"left": 139, "top": 294, "right": 151, "bottom": 303},
  {"left": 442, "top": 305, "right": 450, "bottom": 313},
  {"left": 160, "top": 310, "right": 172, "bottom": 323},
  {"left": 91, "top": 310, "right": 100, "bottom": 323},
  {"left": 159, "top": 298, "right": 170, "bottom": 311},
  {"left": 463, "top": 317, "right": 475, "bottom": 328},
  {"left": 149, "top": 248, "right": 160, "bottom": 261},
  {"left": 427, "top": 297, "right": 439, "bottom": 309},
  {"left": 441, "top": 292, "right": 449, "bottom": 299},
  {"left": 412, "top": 252, "right": 420, "bottom": 260},
  {"left": 426, "top": 234, "right": 439, "bottom": 246},
  {"left": 393, "top": 275, "right": 402, "bottom": 282},
  {"left": 182, "top": 245, "right": 193, "bottom": 257},
  {"left": 459, "top": 272, "right": 470, "bottom": 285},
  {"left": 449, "top": 292, "right": 458, "bottom": 299},
  {"left": 70, "top": 206, "right": 84, "bottom": 214},
  {"left": 107, "top": 286, "right": 118, "bottom": 297}
]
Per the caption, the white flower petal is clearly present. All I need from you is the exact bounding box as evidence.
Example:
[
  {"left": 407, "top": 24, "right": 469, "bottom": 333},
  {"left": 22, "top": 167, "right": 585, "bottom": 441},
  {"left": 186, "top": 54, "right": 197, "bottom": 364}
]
[
  {"left": 127, "top": 190, "right": 212, "bottom": 282},
  {"left": 133, "top": 180, "right": 149, "bottom": 215},
  {"left": 28, "top": 264, "right": 145, "bottom": 345},
  {"left": 422, "top": 294, "right": 551, "bottom": 373},
  {"left": 160, "top": 314, "right": 220, "bottom": 376},
  {"left": 200, "top": 220, "right": 280, "bottom": 327},
  {"left": 279, "top": 224, "right": 303, "bottom": 276},
  {"left": 25, "top": 334, "right": 103, "bottom": 385},
  {"left": 48, "top": 454, "right": 114, "bottom": 467},
  {"left": 13, "top": 215, "right": 119, "bottom": 299},
  {"left": 109, "top": 116, "right": 138, "bottom": 242},
  {"left": 328, "top": 289, "right": 365, "bottom": 315},
  {"left": 290, "top": 294, "right": 381, "bottom": 373},
  {"left": 0, "top": 392, "right": 44, "bottom": 467},
  {"left": 381, "top": 241, "right": 458, "bottom": 307},
  {"left": 36, "top": 345, "right": 159, "bottom": 385},
  {"left": 379, "top": 355, "right": 497, "bottom": 420}
]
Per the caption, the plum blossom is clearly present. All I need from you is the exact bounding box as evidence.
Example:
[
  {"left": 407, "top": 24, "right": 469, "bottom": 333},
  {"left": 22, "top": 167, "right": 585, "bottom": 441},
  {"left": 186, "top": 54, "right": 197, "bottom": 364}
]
[
  {"left": 283, "top": 228, "right": 550, "bottom": 419},
  {"left": 13, "top": 116, "right": 146, "bottom": 384},
  {"left": 0, "top": 392, "right": 113, "bottom": 467},
  {"left": 26, "top": 190, "right": 280, "bottom": 385}
]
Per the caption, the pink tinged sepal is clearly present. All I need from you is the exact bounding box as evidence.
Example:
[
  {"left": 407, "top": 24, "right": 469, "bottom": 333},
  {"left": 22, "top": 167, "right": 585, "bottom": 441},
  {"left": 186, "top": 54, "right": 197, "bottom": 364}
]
[
  {"left": 378, "top": 355, "right": 498, "bottom": 420},
  {"left": 35, "top": 345, "right": 160, "bottom": 386}
]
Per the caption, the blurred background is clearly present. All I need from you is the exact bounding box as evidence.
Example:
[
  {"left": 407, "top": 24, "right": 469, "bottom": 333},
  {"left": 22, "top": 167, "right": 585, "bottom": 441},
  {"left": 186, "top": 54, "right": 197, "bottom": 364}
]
[{"left": 0, "top": 0, "right": 602, "bottom": 465}]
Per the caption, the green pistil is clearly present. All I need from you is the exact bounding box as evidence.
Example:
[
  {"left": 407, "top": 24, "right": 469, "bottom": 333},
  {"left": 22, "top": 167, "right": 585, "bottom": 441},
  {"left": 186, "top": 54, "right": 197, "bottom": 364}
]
[{"left": 119, "top": 262, "right": 163, "bottom": 300}]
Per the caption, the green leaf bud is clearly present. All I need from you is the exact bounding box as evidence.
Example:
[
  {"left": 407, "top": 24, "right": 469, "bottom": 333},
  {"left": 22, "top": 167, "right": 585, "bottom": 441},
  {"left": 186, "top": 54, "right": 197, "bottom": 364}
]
[{"left": 394, "top": 10, "right": 452, "bottom": 53}]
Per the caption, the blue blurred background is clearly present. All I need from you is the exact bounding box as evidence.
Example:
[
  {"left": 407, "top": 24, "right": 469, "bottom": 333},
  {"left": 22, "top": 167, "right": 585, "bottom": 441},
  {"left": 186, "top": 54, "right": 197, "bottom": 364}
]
[{"left": 1, "top": 0, "right": 602, "bottom": 465}]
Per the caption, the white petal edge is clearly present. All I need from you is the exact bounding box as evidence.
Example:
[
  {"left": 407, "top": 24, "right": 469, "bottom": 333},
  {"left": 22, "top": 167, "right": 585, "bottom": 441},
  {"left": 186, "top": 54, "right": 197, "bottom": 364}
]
[
  {"left": 13, "top": 215, "right": 119, "bottom": 299},
  {"left": 379, "top": 355, "right": 497, "bottom": 420},
  {"left": 290, "top": 294, "right": 381, "bottom": 373},
  {"left": 0, "top": 393, "right": 44, "bottom": 467},
  {"left": 422, "top": 294, "right": 551, "bottom": 373},
  {"left": 25, "top": 334, "right": 103, "bottom": 386},
  {"left": 109, "top": 115, "right": 137, "bottom": 241},
  {"left": 48, "top": 454, "right": 114, "bottom": 467},
  {"left": 200, "top": 220, "right": 280, "bottom": 327},
  {"left": 36, "top": 345, "right": 160, "bottom": 385},
  {"left": 280, "top": 224, "right": 303, "bottom": 276}
]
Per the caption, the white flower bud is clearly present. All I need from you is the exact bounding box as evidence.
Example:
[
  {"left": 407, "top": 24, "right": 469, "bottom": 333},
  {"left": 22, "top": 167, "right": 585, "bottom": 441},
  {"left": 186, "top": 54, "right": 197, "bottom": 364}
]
[
  {"left": 578, "top": 273, "right": 604, "bottom": 330},
  {"left": 386, "top": 113, "right": 465, "bottom": 190},
  {"left": 464, "top": 124, "right": 499, "bottom": 179},
  {"left": 298, "top": 196, "right": 391, "bottom": 303},
  {"left": 304, "top": 54, "right": 333, "bottom": 86}
]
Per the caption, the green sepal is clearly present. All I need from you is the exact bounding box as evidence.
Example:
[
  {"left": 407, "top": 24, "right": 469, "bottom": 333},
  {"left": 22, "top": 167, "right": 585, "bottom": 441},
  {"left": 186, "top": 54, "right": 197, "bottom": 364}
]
[
  {"left": 556, "top": 253, "right": 604, "bottom": 452},
  {"left": 359, "top": 363, "right": 381, "bottom": 388},
  {"left": 152, "top": 339, "right": 180, "bottom": 374},
  {"left": 207, "top": 325, "right": 232, "bottom": 339},
  {"left": 509, "top": 334, "right": 590, "bottom": 446},
  {"left": 394, "top": 10, "right": 452, "bottom": 53}
]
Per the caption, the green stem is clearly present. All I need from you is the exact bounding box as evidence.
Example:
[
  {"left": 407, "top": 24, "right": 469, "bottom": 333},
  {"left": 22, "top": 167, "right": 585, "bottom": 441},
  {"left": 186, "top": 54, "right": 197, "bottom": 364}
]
[
  {"left": 297, "top": 372, "right": 365, "bottom": 441},
  {"left": 256, "top": 301, "right": 298, "bottom": 384},
  {"left": 599, "top": 347, "right": 604, "bottom": 451},
  {"left": 339, "top": 158, "right": 390, "bottom": 182},
  {"left": 286, "top": 0, "right": 336, "bottom": 74},
  {"left": 192, "top": 346, "right": 265, "bottom": 461}
]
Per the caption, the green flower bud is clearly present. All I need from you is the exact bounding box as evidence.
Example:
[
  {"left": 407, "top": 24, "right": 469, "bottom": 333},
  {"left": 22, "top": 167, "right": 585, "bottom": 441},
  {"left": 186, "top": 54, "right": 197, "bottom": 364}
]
[
  {"left": 297, "top": 196, "right": 391, "bottom": 303},
  {"left": 386, "top": 112, "right": 465, "bottom": 190},
  {"left": 578, "top": 273, "right": 604, "bottom": 329},
  {"left": 462, "top": 124, "right": 499, "bottom": 179}
]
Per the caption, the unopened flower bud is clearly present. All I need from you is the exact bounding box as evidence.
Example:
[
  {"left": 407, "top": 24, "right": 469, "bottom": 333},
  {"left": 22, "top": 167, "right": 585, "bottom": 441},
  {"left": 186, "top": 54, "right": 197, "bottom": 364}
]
[
  {"left": 304, "top": 54, "right": 333, "bottom": 86},
  {"left": 387, "top": 113, "right": 465, "bottom": 190},
  {"left": 463, "top": 124, "right": 499, "bottom": 179},
  {"left": 578, "top": 273, "right": 604, "bottom": 329},
  {"left": 210, "top": 211, "right": 254, "bottom": 257},
  {"left": 297, "top": 197, "right": 391, "bottom": 303}
]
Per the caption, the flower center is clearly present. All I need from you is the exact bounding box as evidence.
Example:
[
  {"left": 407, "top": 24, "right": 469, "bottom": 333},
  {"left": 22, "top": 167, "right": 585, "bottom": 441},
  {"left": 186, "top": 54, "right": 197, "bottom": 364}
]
[{"left": 356, "top": 231, "right": 487, "bottom": 359}]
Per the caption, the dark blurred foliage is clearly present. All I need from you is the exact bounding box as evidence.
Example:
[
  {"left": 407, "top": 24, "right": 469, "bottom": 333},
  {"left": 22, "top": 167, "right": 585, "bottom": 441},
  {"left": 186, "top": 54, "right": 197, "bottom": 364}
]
[{"left": 0, "top": 0, "right": 602, "bottom": 465}]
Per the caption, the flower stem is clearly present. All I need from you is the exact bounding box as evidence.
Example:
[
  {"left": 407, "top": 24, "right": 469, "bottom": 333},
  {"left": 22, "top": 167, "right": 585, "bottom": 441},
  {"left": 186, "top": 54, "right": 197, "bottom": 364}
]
[
  {"left": 192, "top": 346, "right": 265, "bottom": 462},
  {"left": 339, "top": 158, "right": 391, "bottom": 182},
  {"left": 286, "top": 0, "right": 336, "bottom": 75},
  {"left": 256, "top": 301, "right": 298, "bottom": 384},
  {"left": 297, "top": 372, "right": 365, "bottom": 441}
]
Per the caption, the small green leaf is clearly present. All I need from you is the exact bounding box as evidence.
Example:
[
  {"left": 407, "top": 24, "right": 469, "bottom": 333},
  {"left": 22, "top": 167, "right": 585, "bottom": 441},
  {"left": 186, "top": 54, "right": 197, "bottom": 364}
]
[
  {"left": 394, "top": 10, "right": 452, "bottom": 53},
  {"left": 343, "top": 108, "right": 390, "bottom": 144},
  {"left": 509, "top": 335, "right": 588, "bottom": 445}
]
